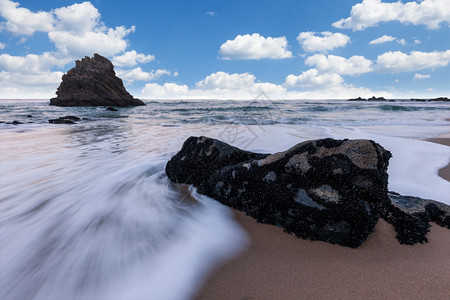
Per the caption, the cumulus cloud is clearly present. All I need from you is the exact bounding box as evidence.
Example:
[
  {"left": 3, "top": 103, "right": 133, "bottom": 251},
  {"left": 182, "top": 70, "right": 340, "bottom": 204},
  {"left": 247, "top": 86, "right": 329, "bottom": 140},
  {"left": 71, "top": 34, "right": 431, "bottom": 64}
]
[
  {"left": 0, "top": 42, "right": 5, "bottom": 49},
  {"left": 116, "top": 67, "right": 171, "bottom": 83},
  {"left": 369, "top": 35, "right": 396, "bottom": 45},
  {"left": 141, "top": 75, "right": 390, "bottom": 100},
  {"left": 142, "top": 82, "right": 189, "bottom": 98},
  {"left": 0, "top": 0, "right": 54, "bottom": 35},
  {"left": 206, "top": 11, "right": 216, "bottom": 17},
  {"left": 113, "top": 50, "right": 155, "bottom": 67},
  {"left": 142, "top": 71, "right": 286, "bottom": 99},
  {"left": 376, "top": 50, "right": 450, "bottom": 72},
  {"left": 219, "top": 33, "right": 292, "bottom": 60},
  {"left": 196, "top": 72, "right": 256, "bottom": 90},
  {"left": 0, "top": 52, "right": 70, "bottom": 74},
  {"left": 413, "top": 73, "right": 431, "bottom": 79},
  {"left": 0, "top": 1, "right": 143, "bottom": 58},
  {"left": 285, "top": 69, "right": 343, "bottom": 88},
  {"left": 48, "top": 25, "right": 135, "bottom": 58},
  {"left": 333, "top": 0, "right": 450, "bottom": 31},
  {"left": 297, "top": 31, "right": 350, "bottom": 53},
  {"left": 53, "top": 1, "right": 100, "bottom": 33},
  {"left": 305, "top": 54, "right": 372, "bottom": 75},
  {"left": 369, "top": 35, "right": 407, "bottom": 45}
]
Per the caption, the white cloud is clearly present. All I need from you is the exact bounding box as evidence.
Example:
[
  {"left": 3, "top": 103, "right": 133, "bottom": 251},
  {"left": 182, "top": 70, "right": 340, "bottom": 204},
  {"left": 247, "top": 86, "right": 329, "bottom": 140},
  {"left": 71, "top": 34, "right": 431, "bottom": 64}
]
[
  {"left": 53, "top": 1, "right": 100, "bottom": 33},
  {"left": 113, "top": 50, "right": 155, "bottom": 67},
  {"left": 397, "top": 38, "right": 406, "bottom": 46},
  {"left": 333, "top": 0, "right": 450, "bottom": 31},
  {"left": 0, "top": 70, "right": 63, "bottom": 98},
  {"left": 0, "top": 52, "right": 70, "bottom": 74},
  {"left": 116, "top": 67, "right": 171, "bottom": 82},
  {"left": 142, "top": 82, "right": 189, "bottom": 98},
  {"left": 219, "top": 33, "right": 292, "bottom": 60},
  {"left": 413, "top": 73, "right": 431, "bottom": 79},
  {"left": 0, "top": 42, "right": 5, "bottom": 49},
  {"left": 142, "top": 71, "right": 286, "bottom": 99},
  {"left": 305, "top": 54, "right": 372, "bottom": 75},
  {"left": 196, "top": 71, "right": 256, "bottom": 90},
  {"left": 297, "top": 31, "right": 350, "bottom": 53},
  {"left": 206, "top": 11, "right": 216, "bottom": 17},
  {"left": 369, "top": 35, "right": 407, "bottom": 45},
  {"left": 0, "top": 0, "right": 54, "bottom": 35},
  {"left": 48, "top": 25, "right": 135, "bottom": 58},
  {"left": 376, "top": 50, "right": 450, "bottom": 72},
  {"left": 414, "top": 39, "right": 421, "bottom": 44},
  {"left": 285, "top": 69, "right": 344, "bottom": 88},
  {"left": 369, "top": 35, "right": 396, "bottom": 45},
  {"left": 0, "top": 1, "right": 139, "bottom": 58}
]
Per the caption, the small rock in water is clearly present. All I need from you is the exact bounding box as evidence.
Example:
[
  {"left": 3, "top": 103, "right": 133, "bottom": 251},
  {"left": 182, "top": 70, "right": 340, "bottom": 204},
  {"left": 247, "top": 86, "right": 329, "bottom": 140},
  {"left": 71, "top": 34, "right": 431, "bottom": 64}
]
[
  {"left": 49, "top": 116, "right": 81, "bottom": 124},
  {"left": 106, "top": 107, "right": 118, "bottom": 111}
]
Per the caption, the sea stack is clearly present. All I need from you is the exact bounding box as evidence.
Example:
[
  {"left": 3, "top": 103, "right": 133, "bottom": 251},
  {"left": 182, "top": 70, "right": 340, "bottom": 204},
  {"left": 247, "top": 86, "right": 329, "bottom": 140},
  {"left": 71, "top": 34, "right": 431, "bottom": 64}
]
[{"left": 50, "top": 53, "right": 145, "bottom": 107}]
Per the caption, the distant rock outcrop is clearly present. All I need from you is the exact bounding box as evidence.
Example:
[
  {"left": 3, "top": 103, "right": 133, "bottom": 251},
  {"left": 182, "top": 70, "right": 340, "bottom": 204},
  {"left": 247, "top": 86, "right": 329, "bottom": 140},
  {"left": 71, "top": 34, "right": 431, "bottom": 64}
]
[
  {"left": 348, "top": 96, "right": 387, "bottom": 101},
  {"left": 50, "top": 54, "right": 145, "bottom": 107},
  {"left": 411, "top": 97, "right": 449, "bottom": 102},
  {"left": 166, "top": 136, "right": 449, "bottom": 248}
]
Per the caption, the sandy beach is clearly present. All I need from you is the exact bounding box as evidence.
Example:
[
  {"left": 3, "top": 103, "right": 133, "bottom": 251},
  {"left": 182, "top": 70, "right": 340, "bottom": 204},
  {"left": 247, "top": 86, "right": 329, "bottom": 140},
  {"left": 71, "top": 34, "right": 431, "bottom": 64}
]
[{"left": 195, "top": 137, "right": 450, "bottom": 300}]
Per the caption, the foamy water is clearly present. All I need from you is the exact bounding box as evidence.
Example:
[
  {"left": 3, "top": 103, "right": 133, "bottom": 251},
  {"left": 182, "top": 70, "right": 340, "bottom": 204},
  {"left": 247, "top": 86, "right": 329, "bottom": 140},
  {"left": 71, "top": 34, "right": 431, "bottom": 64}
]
[{"left": 1, "top": 99, "right": 449, "bottom": 299}]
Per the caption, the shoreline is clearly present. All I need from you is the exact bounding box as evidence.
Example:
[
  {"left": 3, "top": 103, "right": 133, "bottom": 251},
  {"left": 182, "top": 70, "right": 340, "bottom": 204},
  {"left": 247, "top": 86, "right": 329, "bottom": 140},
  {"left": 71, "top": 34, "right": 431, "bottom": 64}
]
[
  {"left": 426, "top": 137, "right": 450, "bottom": 181},
  {"left": 195, "top": 135, "right": 450, "bottom": 300}
]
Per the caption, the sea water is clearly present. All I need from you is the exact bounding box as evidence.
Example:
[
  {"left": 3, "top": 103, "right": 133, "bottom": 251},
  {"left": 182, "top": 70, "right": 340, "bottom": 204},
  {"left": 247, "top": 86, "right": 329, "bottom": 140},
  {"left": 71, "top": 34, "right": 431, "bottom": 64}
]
[{"left": 1, "top": 99, "right": 449, "bottom": 300}]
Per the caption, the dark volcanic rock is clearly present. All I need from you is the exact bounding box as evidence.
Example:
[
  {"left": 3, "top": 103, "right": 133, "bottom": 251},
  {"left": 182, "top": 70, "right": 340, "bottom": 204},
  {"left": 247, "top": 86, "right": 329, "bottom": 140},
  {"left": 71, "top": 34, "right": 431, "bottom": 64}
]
[
  {"left": 411, "top": 97, "right": 449, "bottom": 102},
  {"left": 166, "top": 136, "right": 268, "bottom": 186},
  {"left": 49, "top": 116, "right": 81, "bottom": 124},
  {"left": 348, "top": 97, "right": 365, "bottom": 101},
  {"left": 167, "top": 136, "right": 393, "bottom": 248},
  {"left": 167, "top": 136, "right": 450, "bottom": 247},
  {"left": 50, "top": 54, "right": 145, "bottom": 107},
  {"left": 384, "top": 192, "right": 450, "bottom": 245},
  {"left": 368, "top": 96, "right": 386, "bottom": 101}
]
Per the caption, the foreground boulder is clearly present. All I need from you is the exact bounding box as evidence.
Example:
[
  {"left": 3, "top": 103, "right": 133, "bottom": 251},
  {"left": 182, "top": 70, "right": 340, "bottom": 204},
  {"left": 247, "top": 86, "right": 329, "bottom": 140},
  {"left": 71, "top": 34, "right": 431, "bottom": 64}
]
[
  {"left": 50, "top": 54, "right": 145, "bottom": 107},
  {"left": 167, "top": 136, "right": 392, "bottom": 248},
  {"left": 167, "top": 136, "right": 449, "bottom": 248}
]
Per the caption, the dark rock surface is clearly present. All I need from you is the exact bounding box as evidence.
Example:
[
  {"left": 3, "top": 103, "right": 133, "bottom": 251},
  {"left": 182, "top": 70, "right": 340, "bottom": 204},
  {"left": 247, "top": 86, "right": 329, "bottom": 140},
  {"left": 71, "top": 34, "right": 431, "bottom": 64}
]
[
  {"left": 411, "top": 97, "right": 449, "bottom": 102},
  {"left": 383, "top": 192, "right": 450, "bottom": 244},
  {"left": 167, "top": 136, "right": 393, "bottom": 248},
  {"left": 348, "top": 96, "right": 387, "bottom": 101},
  {"left": 166, "top": 136, "right": 449, "bottom": 248},
  {"left": 50, "top": 54, "right": 145, "bottom": 107},
  {"left": 49, "top": 116, "right": 81, "bottom": 124}
]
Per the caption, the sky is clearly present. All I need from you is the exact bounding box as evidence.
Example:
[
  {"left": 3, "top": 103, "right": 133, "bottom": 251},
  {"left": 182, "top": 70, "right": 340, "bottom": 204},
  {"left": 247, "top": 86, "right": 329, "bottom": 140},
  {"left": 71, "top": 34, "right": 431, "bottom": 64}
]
[{"left": 0, "top": 0, "right": 449, "bottom": 100}]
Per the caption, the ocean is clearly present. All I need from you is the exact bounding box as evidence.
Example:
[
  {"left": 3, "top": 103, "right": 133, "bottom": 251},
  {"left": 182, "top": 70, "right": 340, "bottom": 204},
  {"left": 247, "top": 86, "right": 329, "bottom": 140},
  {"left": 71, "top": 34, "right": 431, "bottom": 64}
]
[{"left": 1, "top": 99, "right": 449, "bottom": 300}]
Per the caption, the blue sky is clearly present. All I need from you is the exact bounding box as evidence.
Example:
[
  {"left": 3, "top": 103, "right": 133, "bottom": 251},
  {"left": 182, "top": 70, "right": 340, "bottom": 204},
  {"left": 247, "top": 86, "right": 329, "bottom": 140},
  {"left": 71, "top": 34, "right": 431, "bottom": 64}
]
[{"left": 0, "top": 0, "right": 449, "bottom": 99}]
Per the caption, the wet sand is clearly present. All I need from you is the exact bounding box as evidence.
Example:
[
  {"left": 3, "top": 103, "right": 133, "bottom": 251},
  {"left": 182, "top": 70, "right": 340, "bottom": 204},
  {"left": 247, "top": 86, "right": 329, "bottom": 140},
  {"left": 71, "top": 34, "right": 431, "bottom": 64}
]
[
  {"left": 195, "top": 136, "right": 450, "bottom": 300},
  {"left": 427, "top": 137, "right": 450, "bottom": 181}
]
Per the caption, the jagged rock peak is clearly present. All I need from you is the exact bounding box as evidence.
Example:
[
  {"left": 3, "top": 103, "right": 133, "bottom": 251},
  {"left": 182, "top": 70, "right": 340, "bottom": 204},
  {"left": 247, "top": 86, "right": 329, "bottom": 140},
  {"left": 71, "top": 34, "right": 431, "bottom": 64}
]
[{"left": 50, "top": 53, "right": 145, "bottom": 107}]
